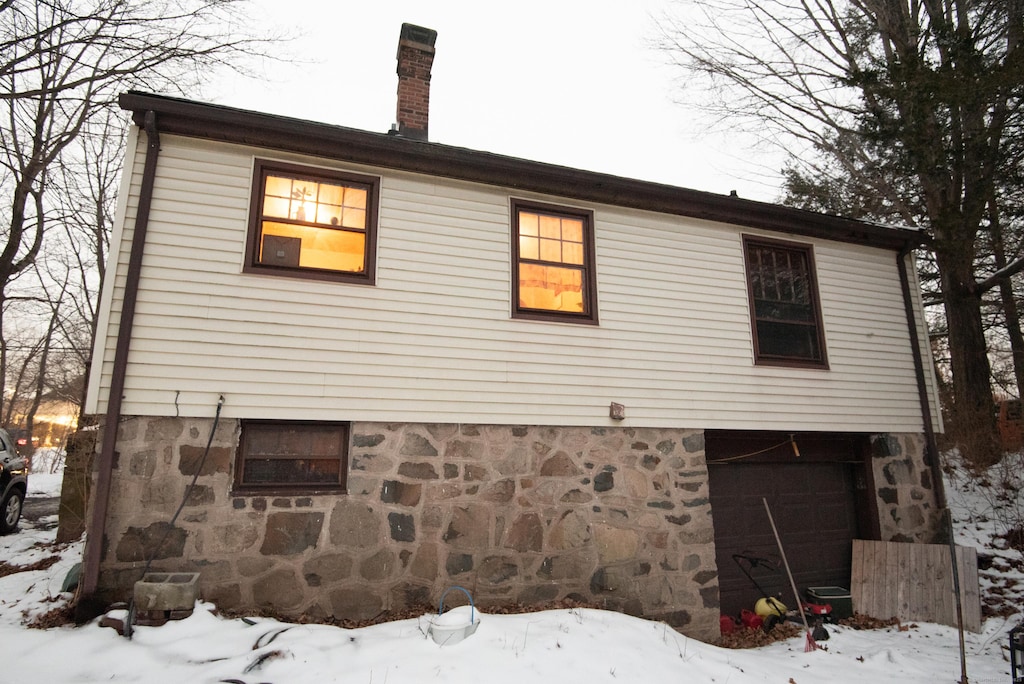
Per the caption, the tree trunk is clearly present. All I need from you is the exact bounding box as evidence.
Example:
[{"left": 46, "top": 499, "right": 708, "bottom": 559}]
[
  {"left": 987, "top": 195, "right": 1024, "bottom": 396},
  {"left": 940, "top": 260, "right": 999, "bottom": 466}
]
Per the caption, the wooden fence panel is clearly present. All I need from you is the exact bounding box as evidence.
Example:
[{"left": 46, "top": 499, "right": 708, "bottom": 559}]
[{"left": 851, "top": 540, "right": 981, "bottom": 632}]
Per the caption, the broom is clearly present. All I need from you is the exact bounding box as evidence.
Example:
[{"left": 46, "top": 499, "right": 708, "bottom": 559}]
[{"left": 763, "top": 497, "right": 818, "bottom": 652}]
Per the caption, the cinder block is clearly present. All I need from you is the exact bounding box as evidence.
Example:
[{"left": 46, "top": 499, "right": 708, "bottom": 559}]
[{"left": 133, "top": 572, "right": 201, "bottom": 612}]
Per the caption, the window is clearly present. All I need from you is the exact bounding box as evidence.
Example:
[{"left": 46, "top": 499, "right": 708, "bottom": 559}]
[
  {"left": 512, "top": 200, "right": 598, "bottom": 323},
  {"left": 743, "top": 236, "right": 828, "bottom": 367},
  {"left": 234, "top": 421, "right": 349, "bottom": 493},
  {"left": 245, "top": 160, "right": 378, "bottom": 283}
]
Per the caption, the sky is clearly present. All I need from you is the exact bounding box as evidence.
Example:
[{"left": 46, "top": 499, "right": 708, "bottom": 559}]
[
  {"left": 202, "top": 0, "right": 785, "bottom": 203},
  {"left": 0, "top": 449, "right": 1018, "bottom": 683}
]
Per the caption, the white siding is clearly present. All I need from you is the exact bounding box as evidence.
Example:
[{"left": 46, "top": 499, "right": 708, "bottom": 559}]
[{"left": 87, "top": 134, "right": 939, "bottom": 432}]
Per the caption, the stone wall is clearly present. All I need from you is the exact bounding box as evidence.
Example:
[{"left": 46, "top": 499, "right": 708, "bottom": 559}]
[
  {"left": 870, "top": 432, "right": 944, "bottom": 542},
  {"left": 95, "top": 418, "right": 720, "bottom": 641}
]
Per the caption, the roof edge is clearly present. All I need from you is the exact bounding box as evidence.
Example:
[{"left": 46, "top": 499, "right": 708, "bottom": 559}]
[{"left": 118, "top": 91, "right": 923, "bottom": 251}]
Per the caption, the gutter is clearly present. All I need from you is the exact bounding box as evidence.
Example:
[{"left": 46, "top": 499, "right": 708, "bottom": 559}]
[{"left": 77, "top": 111, "right": 161, "bottom": 620}]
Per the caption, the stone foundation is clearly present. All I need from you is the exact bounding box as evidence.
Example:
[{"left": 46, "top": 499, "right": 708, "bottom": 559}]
[
  {"left": 870, "top": 432, "right": 943, "bottom": 542},
  {"left": 94, "top": 418, "right": 720, "bottom": 641}
]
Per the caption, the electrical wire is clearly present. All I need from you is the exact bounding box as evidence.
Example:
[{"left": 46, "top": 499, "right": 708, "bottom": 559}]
[
  {"left": 125, "top": 395, "right": 224, "bottom": 639},
  {"left": 710, "top": 437, "right": 799, "bottom": 463}
]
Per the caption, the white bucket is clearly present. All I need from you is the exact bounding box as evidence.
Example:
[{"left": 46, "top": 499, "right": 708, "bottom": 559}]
[
  {"left": 427, "top": 585, "right": 484, "bottom": 647},
  {"left": 428, "top": 604, "right": 480, "bottom": 645}
]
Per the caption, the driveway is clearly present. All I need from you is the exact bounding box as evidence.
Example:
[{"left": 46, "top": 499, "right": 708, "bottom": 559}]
[{"left": 22, "top": 494, "right": 60, "bottom": 528}]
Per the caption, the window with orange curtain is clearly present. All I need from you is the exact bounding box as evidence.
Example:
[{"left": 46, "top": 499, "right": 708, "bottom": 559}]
[
  {"left": 512, "top": 200, "right": 597, "bottom": 324},
  {"left": 245, "top": 160, "right": 379, "bottom": 284}
]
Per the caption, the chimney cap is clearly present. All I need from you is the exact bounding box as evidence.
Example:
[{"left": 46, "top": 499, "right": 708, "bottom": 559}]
[{"left": 399, "top": 23, "right": 437, "bottom": 48}]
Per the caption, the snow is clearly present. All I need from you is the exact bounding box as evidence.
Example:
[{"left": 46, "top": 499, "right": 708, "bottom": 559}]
[{"left": 0, "top": 449, "right": 1019, "bottom": 683}]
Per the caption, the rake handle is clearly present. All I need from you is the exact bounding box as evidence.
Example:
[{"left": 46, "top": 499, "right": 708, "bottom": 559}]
[{"left": 762, "top": 497, "right": 811, "bottom": 634}]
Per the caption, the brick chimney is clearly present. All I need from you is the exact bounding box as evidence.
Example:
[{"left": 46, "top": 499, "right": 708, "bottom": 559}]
[{"left": 394, "top": 23, "right": 437, "bottom": 141}]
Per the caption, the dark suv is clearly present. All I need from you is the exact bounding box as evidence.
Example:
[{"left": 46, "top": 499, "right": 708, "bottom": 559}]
[{"left": 0, "top": 428, "right": 27, "bottom": 534}]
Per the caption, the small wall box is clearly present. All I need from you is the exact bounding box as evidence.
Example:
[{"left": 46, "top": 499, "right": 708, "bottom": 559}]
[{"left": 806, "top": 586, "right": 852, "bottom": 620}]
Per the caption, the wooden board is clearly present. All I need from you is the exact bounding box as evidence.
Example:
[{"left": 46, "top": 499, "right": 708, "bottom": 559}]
[{"left": 851, "top": 539, "right": 981, "bottom": 632}]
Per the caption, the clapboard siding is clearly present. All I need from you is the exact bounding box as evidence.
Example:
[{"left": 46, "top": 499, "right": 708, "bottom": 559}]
[{"left": 86, "top": 133, "right": 940, "bottom": 432}]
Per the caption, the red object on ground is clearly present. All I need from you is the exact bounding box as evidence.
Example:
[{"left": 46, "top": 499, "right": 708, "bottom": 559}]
[
  {"left": 720, "top": 614, "right": 737, "bottom": 634},
  {"left": 802, "top": 602, "right": 832, "bottom": 617},
  {"left": 740, "top": 609, "right": 764, "bottom": 630}
]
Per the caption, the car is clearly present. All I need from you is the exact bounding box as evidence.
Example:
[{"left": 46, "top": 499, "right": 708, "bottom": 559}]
[
  {"left": 10, "top": 428, "right": 38, "bottom": 449},
  {"left": 0, "top": 428, "right": 27, "bottom": 534}
]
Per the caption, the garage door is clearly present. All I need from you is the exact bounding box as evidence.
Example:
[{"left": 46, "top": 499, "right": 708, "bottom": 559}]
[{"left": 706, "top": 431, "right": 869, "bottom": 618}]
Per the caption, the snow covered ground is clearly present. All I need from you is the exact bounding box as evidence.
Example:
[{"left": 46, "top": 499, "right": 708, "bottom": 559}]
[{"left": 0, "top": 448, "right": 1019, "bottom": 683}]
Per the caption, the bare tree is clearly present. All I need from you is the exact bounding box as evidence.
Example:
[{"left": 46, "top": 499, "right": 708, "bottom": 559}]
[
  {"left": 657, "top": 0, "right": 1024, "bottom": 464},
  {"left": 51, "top": 108, "right": 124, "bottom": 423},
  {"left": 0, "top": 0, "right": 280, "bottom": 422}
]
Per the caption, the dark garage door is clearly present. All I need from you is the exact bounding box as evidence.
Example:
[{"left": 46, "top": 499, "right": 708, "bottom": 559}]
[{"left": 706, "top": 431, "right": 870, "bottom": 618}]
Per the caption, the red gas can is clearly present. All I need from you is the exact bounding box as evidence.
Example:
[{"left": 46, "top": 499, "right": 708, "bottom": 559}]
[{"left": 740, "top": 609, "right": 764, "bottom": 630}]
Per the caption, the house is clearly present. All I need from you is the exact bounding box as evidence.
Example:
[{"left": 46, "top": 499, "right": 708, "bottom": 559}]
[{"left": 81, "top": 24, "right": 944, "bottom": 641}]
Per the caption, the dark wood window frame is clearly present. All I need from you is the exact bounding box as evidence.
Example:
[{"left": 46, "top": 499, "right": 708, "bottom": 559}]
[
  {"left": 511, "top": 199, "right": 599, "bottom": 324},
  {"left": 233, "top": 420, "right": 349, "bottom": 495},
  {"left": 244, "top": 159, "right": 379, "bottom": 285},
  {"left": 742, "top": 235, "right": 829, "bottom": 369}
]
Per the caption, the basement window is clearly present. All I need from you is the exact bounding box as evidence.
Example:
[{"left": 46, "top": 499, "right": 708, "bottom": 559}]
[
  {"left": 512, "top": 199, "right": 598, "bottom": 324},
  {"left": 234, "top": 420, "right": 349, "bottom": 493},
  {"left": 743, "top": 236, "right": 828, "bottom": 368},
  {"left": 245, "top": 160, "right": 378, "bottom": 284}
]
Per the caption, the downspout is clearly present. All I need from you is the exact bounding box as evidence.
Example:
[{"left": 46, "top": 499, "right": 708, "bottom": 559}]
[
  {"left": 896, "top": 244, "right": 947, "bottom": 510},
  {"left": 897, "top": 244, "right": 969, "bottom": 684},
  {"left": 77, "top": 110, "right": 161, "bottom": 620}
]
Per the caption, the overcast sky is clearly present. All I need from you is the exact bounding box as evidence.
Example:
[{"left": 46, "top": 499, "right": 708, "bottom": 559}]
[{"left": 204, "top": 0, "right": 784, "bottom": 202}]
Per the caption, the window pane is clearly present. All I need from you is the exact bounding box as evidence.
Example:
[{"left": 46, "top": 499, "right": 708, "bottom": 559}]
[
  {"left": 520, "top": 235, "right": 539, "bottom": 260},
  {"left": 263, "top": 196, "right": 290, "bottom": 219},
  {"left": 539, "top": 215, "right": 562, "bottom": 239},
  {"left": 344, "top": 187, "right": 367, "bottom": 211},
  {"left": 292, "top": 201, "right": 313, "bottom": 222},
  {"left": 259, "top": 221, "right": 365, "bottom": 273},
  {"left": 318, "top": 182, "right": 346, "bottom": 206},
  {"left": 519, "top": 212, "right": 540, "bottom": 237},
  {"left": 520, "top": 263, "right": 583, "bottom": 312},
  {"left": 244, "top": 458, "right": 341, "bottom": 484},
  {"left": 246, "top": 427, "right": 282, "bottom": 456},
  {"left": 756, "top": 320, "right": 821, "bottom": 360},
  {"left": 264, "top": 175, "right": 293, "bottom": 199},
  {"left": 540, "top": 237, "right": 562, "bottom": 262},
  {"left": 316, "top": 203, "right": 343, "bottom": 226},
  {"left": 563, "top": 241, "right": 584, "bottom": 265},
  {"left": 561, "top": 219, "right": 583, "bottom": 243},
  {"left": 341, "top": 207, "right": 366, "bottom": 229},
  {"left": 302, "top": 227, "right": 365, "bottom": 272},
  {"left": 310, "top": 430, "right": 344, "bottom": 456},
  {"left": 754, "top": 299, "right": 815, "bottom": 323}
]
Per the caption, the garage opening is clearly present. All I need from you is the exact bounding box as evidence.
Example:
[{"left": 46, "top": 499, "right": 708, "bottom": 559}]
[{"left": 706, "top": 430, "right": 878, "bottom": 618}]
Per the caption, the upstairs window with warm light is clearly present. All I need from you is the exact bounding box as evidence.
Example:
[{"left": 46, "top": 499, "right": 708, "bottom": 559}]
[
  {"left": 245, "top": 160, "right": 378, "bottom": 284},
  {"left": 743, "top": 235, "right": 828, "bottom": 368},
  {"left": 512, "top": 200, "right": 598, "bottom": 324}
]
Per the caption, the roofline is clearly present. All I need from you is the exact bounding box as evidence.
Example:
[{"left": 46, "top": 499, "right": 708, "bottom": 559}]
[{"left": 119, "top": 91, "right": 923, "bottom": 251}]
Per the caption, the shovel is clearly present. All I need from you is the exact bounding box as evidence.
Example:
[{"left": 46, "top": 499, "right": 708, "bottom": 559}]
[{"left": 763, "top": 497, "right": 819, "bottom": 652}]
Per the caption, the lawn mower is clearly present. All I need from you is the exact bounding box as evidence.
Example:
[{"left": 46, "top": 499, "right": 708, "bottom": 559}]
[{"left": 730, "top": 553, "right": 831, "bottom": 639}]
